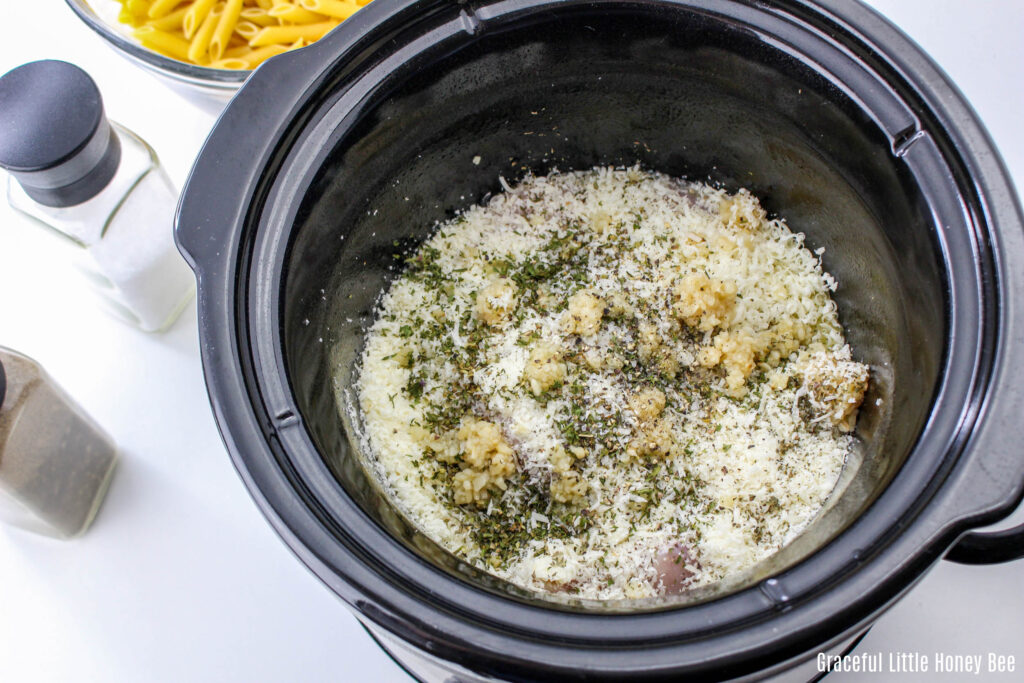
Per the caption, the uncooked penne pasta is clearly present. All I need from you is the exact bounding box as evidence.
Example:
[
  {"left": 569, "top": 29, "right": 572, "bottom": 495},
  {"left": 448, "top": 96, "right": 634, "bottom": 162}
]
[
  {"left": 119, "top": 6, "right": 144, "bottom": 26},
  {"left": 216, "top": 42, "right": 286, "bottom": 68},
  {"left": 210, "top": 58, "right": 250, "bottom": 69},
  {"left": 239, "top": 7, "right": 277, "bottom": 27},
  {"left": 117, "top": 0, "right": 374, "bottom": 69},
  {"left": 146, "top": 6, "right": 189, "bottom": 31},
  {"left": 298, "top": 0, "right": 359, "bottom": 20},
  {"left": 148, "top": 0, "right": 186, "bottom": 19},
  {"left": 134, "top": 26, "right": 191, "bottom": 61},
  {"left": 248, "top": 21, "right": 337, "bottom": 47},
  {"left": 233, "top": 20, "right": 262, "bottom": 40},
  {"left": 182, "top": 0, "right": 217, "bottom": 38},
  {"left": 187, "top": 3, "right": 222, "bottom": 63},
  {"left": 209, "top": 0, "right": 244, "bottom": 60},
  {"left": 244, "top": 44, "right": 290, "bottom": 66},
  {"left": 119, "top": 0, "right": 153, "bottom": 26},
  {"left": 268, "top": 3, "right": 328, "bottom": 24},
  {"left": 223, "top": 43, "right": 253, "bottom": 58}
]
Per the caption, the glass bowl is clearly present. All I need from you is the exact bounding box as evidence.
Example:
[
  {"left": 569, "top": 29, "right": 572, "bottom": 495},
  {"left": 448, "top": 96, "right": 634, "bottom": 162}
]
[{"left": 64, "top": 0, "right": 249, "bottom": 103}]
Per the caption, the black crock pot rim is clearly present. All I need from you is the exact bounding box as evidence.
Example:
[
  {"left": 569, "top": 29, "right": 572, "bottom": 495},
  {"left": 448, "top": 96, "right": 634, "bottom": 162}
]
[
  {"left": 249, "top": 0, "right": 994, "bottom": 623},
  {"left": 176, "top": 0, "right": 1024, "bottom": 679},
  {"left": 250, "top": 0, "right": 993, "bottom": 652}
]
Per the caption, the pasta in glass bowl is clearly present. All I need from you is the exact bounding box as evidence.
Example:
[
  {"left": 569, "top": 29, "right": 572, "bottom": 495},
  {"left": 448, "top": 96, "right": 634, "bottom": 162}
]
[{"left": 65, "top": 0, "right": 371, "bottom": 104}]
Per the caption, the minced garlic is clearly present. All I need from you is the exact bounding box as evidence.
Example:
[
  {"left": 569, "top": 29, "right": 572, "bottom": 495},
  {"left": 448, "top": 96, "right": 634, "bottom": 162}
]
[
  {"left": 475, "top": 277, "right": 517, "bottom": 326},
  {"left": 563, "top": 289, "right": 606, "bottom": 337},
  {"left": 524, "top": 341, "right": 567, "bottom": 396},
  {"left": 672, "top": 272, "right": 736, "bottom": 332}
]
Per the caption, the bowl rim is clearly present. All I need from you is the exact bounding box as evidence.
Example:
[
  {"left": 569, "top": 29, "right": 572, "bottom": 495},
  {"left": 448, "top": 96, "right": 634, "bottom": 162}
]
[{"left": 64, "top": 0, "right": 250, "bottom": 88}]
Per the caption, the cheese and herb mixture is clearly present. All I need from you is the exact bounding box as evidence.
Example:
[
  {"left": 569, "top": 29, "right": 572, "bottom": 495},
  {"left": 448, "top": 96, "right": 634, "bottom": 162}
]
[{"left": 353, "top": 167, "right": 868, "bottom": 600}]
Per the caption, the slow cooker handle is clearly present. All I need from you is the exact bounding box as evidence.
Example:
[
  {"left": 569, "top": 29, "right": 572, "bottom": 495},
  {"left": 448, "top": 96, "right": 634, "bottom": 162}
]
[
  {"left": 945, "top": 524, "right": 1024, "bottom": 565},
  {"left": 175, "top": 30, "right": 343, "bottom": 270}
]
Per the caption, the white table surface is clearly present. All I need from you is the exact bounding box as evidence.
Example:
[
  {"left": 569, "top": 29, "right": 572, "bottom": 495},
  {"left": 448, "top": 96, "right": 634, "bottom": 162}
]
[{"left": 0, "top": 2, "right": 1021, "bottom": 682}]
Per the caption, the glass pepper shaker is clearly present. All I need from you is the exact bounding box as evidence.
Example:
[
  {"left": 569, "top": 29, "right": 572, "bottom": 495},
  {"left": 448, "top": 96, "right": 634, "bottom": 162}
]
[
  {"left": 0, "top": 347, "right": 118, "bottom": 538},
  {"left": 0, "top": 59, "right": 195, "bottom": 332}
]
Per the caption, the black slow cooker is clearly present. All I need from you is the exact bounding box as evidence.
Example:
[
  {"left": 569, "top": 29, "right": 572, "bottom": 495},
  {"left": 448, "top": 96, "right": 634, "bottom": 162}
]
[{"left": 175, "top": 1, "right": 1024, "bottom": 679}]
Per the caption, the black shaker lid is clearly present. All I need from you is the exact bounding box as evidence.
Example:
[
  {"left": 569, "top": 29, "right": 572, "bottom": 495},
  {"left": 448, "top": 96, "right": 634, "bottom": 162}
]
[{"left": 0, "top": 60, "right": 120, "bottom": 207}]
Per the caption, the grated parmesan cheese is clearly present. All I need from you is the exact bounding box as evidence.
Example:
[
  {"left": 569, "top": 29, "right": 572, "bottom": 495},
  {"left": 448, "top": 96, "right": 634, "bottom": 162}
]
[{"left": 350, "top": 167, "right": 868, "bottom": 600}]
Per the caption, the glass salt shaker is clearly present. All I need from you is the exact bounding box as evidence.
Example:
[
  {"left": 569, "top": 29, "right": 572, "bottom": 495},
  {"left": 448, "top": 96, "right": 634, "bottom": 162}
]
[
  {"left": 0, "top": 59, "right": 195, "bottom": 332},
  {"left": 0, "top": 347, "right": 118, "bottom": 538}
]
